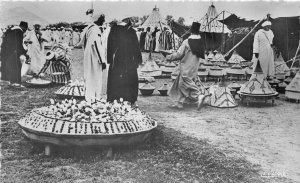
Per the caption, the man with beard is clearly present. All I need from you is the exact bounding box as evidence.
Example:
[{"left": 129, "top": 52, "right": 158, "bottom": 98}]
[
  {"left": 75, "top": 11, "right": 107, "bottom": 102},
  {"left": 0, "top": 21, "right": 28, "bottom": 87},
  {"left": 107, "top": 17, "right": 142, "bottom": 105}
]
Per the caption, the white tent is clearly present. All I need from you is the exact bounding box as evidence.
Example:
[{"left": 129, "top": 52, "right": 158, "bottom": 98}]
[
  {"left": 199, "top": 4, "right": 231, "bottom": 34},
  {"left": 140, "top": 6, "right": 169, "bottom": 30}
]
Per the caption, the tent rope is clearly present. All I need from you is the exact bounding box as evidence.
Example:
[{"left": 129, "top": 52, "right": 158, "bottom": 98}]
[
  {"left": 290, "top": 38, "right": 300, "bottom": 69},
  {"left": 224, "top": 15, "right": 267, "bottom": 57}
]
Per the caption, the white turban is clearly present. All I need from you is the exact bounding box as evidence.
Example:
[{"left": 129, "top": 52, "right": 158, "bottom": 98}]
[
  {"left": 262, "top": 21, "right": 271, "bottom": 27},
  {"left": 92, "top": 12, "right": 105, "bottom": 22}
]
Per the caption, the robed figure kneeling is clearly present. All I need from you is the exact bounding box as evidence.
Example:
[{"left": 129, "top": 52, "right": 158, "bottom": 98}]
[{"left": 107, "top": 18, "right": 143, "bottom": 104}]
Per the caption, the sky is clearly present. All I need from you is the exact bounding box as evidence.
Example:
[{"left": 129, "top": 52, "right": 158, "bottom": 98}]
[{"left": 0, "top": 0, "right": 299, "bottom": 25}]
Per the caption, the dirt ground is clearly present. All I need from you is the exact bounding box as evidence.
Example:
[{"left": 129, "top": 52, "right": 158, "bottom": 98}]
[
  {"left": 72, "top": 49, "right": 300, "bottom": 182},
  {"left": 0, "top": 48, "right": 299, "bottom": 183}
]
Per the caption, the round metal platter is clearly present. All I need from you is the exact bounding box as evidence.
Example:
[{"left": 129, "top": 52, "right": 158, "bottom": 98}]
[
  {"left": 18, "top": 109, "right": 157, "bottom": 146},
  {"left": 26, "top": 78, "right": 52, "bottom": 87}
]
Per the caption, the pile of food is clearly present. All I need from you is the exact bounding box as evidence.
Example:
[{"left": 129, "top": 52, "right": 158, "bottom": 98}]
[
  {"left": 18, "top": 99, "right": 157, "bottom": 135},
  {"left": 55, "top": 80, "right": 85, "bottom": 98}
]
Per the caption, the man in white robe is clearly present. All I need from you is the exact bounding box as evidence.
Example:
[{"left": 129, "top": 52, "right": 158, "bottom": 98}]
[
  {"left": 252, "top": 21, "right": 275, "bottom": 78},
  {"left": 72, "top": 29, "right": 80, "bottom": 46},
  {"left": 75, "top": 11, "right": 107, "bottom": 102},
  {"left": 64, "top": 29, "right": 71, "bottom": 45},
  {"left": 23, "top": 23, "right": 48, "bottom": 74},
  {"left": 99, "top": 26, "right": 111, "bottom": 96},
  {"left": 136, "top": 29, "right": 141, "bottom": 43},
  {"left": 155, "top": 30, "right": 162, "bottom": 52},
  {"left": 53, "top": 28, "right": 60, "bottom": 44}
]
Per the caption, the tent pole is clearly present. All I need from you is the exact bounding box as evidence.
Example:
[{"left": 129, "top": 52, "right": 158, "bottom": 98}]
[
  {"left": 201, "top": 11, "right": 225, "bottom": 32},
  {"left": 222, "top": 11, "right": 225, "bottom": 53},
  {"left": 286, "top": 18, "right": 289, "bottom": 60},
  {"left": 171, "top": 21, "right": 175, "bottom": 50},
  {"left": 224, "top": 16, "right": 266, "bottom": 57},
  {"left": 290, "top": 38, "right": 300, "bottom": 69}
]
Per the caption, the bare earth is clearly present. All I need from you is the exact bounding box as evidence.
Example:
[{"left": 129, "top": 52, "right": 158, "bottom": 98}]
[
  {"left": 138, "top": 86, "right": 300, "bottom": 182},
  {"left": 73, "top": 49, "right": 300, "bottom": 182},
  {"left": 71, "top": 48, "right": 300, "bottom": 182},
  {"left": 1, "top": 48, "right": 299, "bottom": 183}
]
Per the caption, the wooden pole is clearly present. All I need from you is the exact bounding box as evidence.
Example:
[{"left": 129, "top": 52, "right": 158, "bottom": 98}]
[
  {"left": 222, "top": 11, "right": 225, "bottom": 53},
  {"left": 290, "top": 38, "right": 300, "bottom": 69},
  {"left": 290, "top": 17, "right": 300, "bottom": 68},
  {"left": 224, "top": 17, "right": 266, "bottom": 57},
  {"left": 171, "top": 21, "right": 175, "bottom": 50},
  {"left": 201, "top": 11, "right": 224, "bottom": 32}
]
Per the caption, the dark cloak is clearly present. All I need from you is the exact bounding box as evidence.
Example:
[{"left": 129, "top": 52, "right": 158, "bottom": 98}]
[
  {"left": 140, "top": 32, "right": 146, "bottom": 50},
  {"left": 188, "top": 39, "right": 205, "bottom": 59},
  {"left": 107, "top": 24, "right": 143, "bottom": 104},
  {"left": 0, "top": 27, "right": 26, "bottom": 84}
]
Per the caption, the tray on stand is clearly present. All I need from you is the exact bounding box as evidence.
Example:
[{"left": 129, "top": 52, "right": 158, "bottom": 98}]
[{"left": 237, "top": 91, "right": 279, "bottom": 106}]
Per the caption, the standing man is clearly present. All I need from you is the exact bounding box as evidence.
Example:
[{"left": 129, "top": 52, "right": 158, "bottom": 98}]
[
  {"left": 253, "top": 20, "right": 275, "bottom": 78},
  {"left": 107, "top": 17, "right": 142, "bottom": 104},
  {"left": 0, "top": 21, "right": 28, "bottom": 87},
  {"left": 144, "top": 27, "right": 152, "bottom": 51},
  {"left": 151, "top": 27, "right": 159, "bottom": 52},
  {"left": 23, "top": 23, "right": 48, "bottom": 74},
  {"left": 140, "top": 28, "right": 146, "bottom": 51},
  {"left": 136, "top": 28, "right": 142, "bottom": 43},
  {"left": 75, "top": 11, "right": 107, "bottom": 102},
  {"left": 72, "top": 28, "right": 80, "bottom": 46}
]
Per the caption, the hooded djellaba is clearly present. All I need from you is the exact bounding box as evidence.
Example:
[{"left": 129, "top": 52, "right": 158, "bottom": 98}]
[
  {"left": 0, "top": 21, "right": 28, "bottom": 87},
  {"left": 107, "top": 17, "right": 143, "bottom": 105},
  {"left": 165, "top": 22, "right": 206, "bottom": 109}
]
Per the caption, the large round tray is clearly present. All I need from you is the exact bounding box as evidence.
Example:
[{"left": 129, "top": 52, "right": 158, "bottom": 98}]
[
  {"left": 26, "top": 78, "right": 52, "bottom": 87},
  {"left": 18, "top": 109, "right": 157, "bottom": 146}
]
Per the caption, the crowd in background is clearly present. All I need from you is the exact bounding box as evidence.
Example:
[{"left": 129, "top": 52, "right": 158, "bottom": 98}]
[{"left": 136, "top": 26, "right": 180, "bottom": 52}]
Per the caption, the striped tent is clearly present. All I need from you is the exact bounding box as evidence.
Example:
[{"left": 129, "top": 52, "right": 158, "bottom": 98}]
[{"left": 199, "top": 4, "right": 231, "bottom": 34}]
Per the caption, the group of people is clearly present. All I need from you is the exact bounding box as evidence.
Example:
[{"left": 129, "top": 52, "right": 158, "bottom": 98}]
[
  {"left": 165, "top": 20, "right": 277, "bottom": 109},
  {"left": 0, "top": 8, "right": 277, "bottom": 109},
  {"left": 137, "top": 26, "right": 176, "bottom": 52},
  {"left": 0, "top": 21, "right": 87, "bottom": 85},
  {"left": 42, "top": 27, "right": 82, "bottom": 47},
  {"left": 74, "top": 11, "right": 142, "bottom": 104}
]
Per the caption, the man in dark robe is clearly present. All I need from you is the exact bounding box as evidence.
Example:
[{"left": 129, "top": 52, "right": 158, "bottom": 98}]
[
  {"left": 0, "top": 21, "right": 28, "bottom": 86},
  {"left": 107, "top": 18, "right": 142, "bottom": 104},
  {"left": 139, "top": 28, "right": 146, "bottom": 51},
  {"left": 151, "top": 27, "right": 159, "bottom": 52}
]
